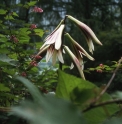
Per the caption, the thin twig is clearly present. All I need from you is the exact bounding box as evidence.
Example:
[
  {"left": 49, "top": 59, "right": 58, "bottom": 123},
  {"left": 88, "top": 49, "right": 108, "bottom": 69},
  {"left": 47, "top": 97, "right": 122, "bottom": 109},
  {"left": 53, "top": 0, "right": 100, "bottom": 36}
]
[
  {"left": 83, "top": 98, "right": 122, "bottom": 112},
  {"left": 94, "top": 57, "right": 122, "bottom": 103},
  {"left": 0, "top": 107, "right": 11, "bottom": 112},
  {"left": 83, "top": 57, "right": 122, "bottom": 112}
]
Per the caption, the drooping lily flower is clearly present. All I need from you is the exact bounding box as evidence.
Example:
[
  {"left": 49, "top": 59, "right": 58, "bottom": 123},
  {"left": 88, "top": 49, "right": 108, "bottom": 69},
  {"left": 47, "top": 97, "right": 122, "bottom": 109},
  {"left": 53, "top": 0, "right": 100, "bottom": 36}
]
[
  {"left": 67, "top": 15, "right": 102, "bottom": 54},
  {"left": 65, "top": 33, "right": 94, "bottom": 61},
  {"left": 65, "top": 33, "right": 95, "bottom": 71},
  {"left": 39, "top": 24, "right": 65, "bottom": 65},
  {"left": 64, "top": 45, "right": 85, "bottom": 80}
]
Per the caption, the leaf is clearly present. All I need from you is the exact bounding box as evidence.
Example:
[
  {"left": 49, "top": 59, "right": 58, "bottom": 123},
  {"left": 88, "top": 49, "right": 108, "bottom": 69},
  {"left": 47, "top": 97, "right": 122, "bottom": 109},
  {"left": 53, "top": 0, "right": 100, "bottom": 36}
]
[
  {"left": 0, "top": 84, "right": 10, "bottom": 92},
  {"left": 19, "top": 35, "right": 30, "bottom": 43},
  {"left": 0, "top": 9, "right": 7, "bottom": 14},
  {"left": 35, "top": 42, "right": 43, "bottom": 49},
  {"left": 27, "top": 1, "right": 37, "bottom": 6},
  {"left": 34, "top": 29, "right": 44, "bottom": 37},
  {"left": 12, "top": 12, "right": 19, "bottom": 17},
  {"left": 15, "top": 76, "right": 43, "bottom": 102},
  {"left": 4, "top": 15, "right": 14, "bottom": 20},
  {"left": 0, "top": 54, "right": 17, "bottom": 66},
  {"left": 56, "top": 70, "right": 94, "bottom": 100},
  {"left": 56, "top": 70, "right": 119, "bottom": 124},
  {"left": 13, "top": 76, "right": 86, "bottom": 124}
]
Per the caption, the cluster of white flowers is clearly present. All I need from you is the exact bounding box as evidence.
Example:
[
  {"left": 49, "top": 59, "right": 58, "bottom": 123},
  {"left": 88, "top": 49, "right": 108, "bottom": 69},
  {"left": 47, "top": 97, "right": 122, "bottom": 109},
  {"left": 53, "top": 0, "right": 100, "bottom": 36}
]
[{"left": 35, "top": 15, "right": 102, "bottom": 80}]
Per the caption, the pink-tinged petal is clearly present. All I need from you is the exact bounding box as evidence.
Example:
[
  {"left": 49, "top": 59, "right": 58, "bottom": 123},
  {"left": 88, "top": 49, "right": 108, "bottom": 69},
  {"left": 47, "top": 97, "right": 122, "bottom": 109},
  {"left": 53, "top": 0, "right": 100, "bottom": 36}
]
[
  {"left": 57, "top": 50, "right": 64, "bottom": 63},
  {"left": 44, "top": 19, "right": 64, "bottom": 41},
  {"left": 67, "top": 15, "right": 102, "bottom": 46},
  {"left": 46, "top": 45, "right": 54, "bottom": 63},
  {"left": 65, "top": 33, "right": 94, "bottom": 61},
  {"left": 64, "top": 45, "right": 85, "bottom": 80},
  {"left": 40, "top": 31, "right": 58, "bottom": 50},
  {"left": 55, "top": 25, "right": 65, "bottom": 50},
  {"left": 45, "top": 31, "right": 58, "bottom": 44},
  {"left": 87, "top": 38, "right": 94, "bottom": 54}
]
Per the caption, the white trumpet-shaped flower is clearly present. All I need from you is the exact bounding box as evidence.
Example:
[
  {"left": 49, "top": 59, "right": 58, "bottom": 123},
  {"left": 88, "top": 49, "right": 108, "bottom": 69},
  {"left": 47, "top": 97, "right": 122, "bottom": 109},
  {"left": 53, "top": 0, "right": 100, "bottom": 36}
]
[
  {"left": 39, "top": 24, "right": 65, "bottom": 65},
  {"left": 67, "top": 15, "right": 102, "bottom": 54}
]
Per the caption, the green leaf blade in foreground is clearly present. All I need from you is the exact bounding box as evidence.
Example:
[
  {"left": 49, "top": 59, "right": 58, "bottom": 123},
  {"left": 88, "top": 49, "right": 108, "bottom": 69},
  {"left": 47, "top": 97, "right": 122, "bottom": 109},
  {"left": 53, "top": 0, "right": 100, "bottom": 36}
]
[
  {"left": 56, "top": 70, "right": 119, "bottom": 124},
  {"left": 0, "top": 54, "right": 17, "bottom": 66},
  {"left": 15, "top": 76, "right": 43, "bottom": 102},
  {"left": 13, "top": 76, "right": 86, "bottom": 124}
]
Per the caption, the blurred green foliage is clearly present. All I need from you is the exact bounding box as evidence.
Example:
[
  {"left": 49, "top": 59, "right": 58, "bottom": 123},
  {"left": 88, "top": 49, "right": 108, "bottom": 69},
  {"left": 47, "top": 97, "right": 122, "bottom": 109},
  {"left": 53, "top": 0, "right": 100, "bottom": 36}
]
[{"left": 0, "top": 0, "right": 122, "bottom": 124}]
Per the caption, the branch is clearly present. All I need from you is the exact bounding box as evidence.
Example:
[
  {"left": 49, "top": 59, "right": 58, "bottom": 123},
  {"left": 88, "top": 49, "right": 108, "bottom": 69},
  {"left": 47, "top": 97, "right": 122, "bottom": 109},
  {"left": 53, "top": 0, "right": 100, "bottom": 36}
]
[
  {"left": 83, "top": 98, "right": 122, "bottom": 112},
  {"left": 93, "top": 57, "right": 122, "bottom": 104},
  {"left": 83, "top": 57, "right": 122, "bottom": 112},
  {"left": 0, "top": 107, "right": 11, "bottom": 112}
]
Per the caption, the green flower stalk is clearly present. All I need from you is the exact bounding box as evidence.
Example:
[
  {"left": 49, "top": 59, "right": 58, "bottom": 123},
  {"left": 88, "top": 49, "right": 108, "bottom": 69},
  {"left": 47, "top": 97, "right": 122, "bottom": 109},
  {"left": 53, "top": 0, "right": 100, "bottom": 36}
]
[{"left": 67, "top": 15, "right": 102, "bottom": 54}]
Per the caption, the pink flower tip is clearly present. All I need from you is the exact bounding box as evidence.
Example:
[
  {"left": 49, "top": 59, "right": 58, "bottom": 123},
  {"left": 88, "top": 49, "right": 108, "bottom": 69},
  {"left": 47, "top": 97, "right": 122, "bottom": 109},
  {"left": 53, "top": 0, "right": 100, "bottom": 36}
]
[
  {"left": 21, "top": 72, "right": 27, "bottom": 77},
  {"left": 96, "top": 69, "right": 102, "bottom": 73},
  {"left": 32, "top": 6, "right": 43, "bottom": 13},
  {"left": 99, "top": 64, "right": 103, "bottom": 66},
  {"left": 30, "top": 61, "right": 38, "bottom": 66}
]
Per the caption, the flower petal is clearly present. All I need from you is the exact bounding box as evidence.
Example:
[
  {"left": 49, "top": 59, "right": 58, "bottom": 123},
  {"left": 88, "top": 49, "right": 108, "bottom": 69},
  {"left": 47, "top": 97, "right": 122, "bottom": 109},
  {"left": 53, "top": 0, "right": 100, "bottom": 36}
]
[
  {"left": 55, "top": 24, "right": 65, "bottom": 50},
  {"left": 52, "top": 50, "right": 57, "bottom": 65},
  {"left": 57, "top": 50, "right": 64, "bottom": 63},
  {"left": 65, "top": 33, "right": 94, "bottom": 60},
  {"left": 64, "top": 45, "right": 85, "bottom": 80},
  {"left": 70, "top": 62, "right": 74, "bottom": 70},
  {"left": 44, "top": 19, "right": 64, "bottom": 41},
  {"left": 46, "top": 45, "right": 54, "bottom": 63}
]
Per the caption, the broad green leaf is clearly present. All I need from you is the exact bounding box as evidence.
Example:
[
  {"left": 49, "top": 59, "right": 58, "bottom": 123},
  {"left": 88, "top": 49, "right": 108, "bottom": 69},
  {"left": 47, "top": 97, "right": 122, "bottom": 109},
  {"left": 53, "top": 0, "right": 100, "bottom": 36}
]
[
  {"left": 56, "top": 70, "right": 119, "bottom": 124},
  {"left": 56, "top": 70, "right": 95, "bottom": 100},
  {"left": 0, "top": 84, "right": 10, "bottom": 92},
  {"left": 13, "top": 76, "right": 86, "bottom": 124},
  {"left": 0, "top": 9, "right": 7, "bottom": 14},
  {"left": 15, "top": 76, "right": 43, "bottom": 102}
]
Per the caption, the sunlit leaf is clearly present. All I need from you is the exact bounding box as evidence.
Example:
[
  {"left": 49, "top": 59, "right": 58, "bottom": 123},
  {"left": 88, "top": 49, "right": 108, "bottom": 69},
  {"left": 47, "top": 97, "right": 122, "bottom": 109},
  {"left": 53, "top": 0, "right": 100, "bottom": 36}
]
[
  {"left": 12, "top": 12, "right": 19, "bottom": 17},
  {"left": 56, "top": 70, "right": 119, "bottom": 124},
  {"left": 4, "top": 15, "right": 14, "bottom": 20},
  {"left": 13, "top": 76, "right": 86, "bottom": 124},
  {"left": 0, "top": 84, "right": 10, "bottom": 92},
  {"left": 34, "top": 29, "right": 44, "bottom": 37},
  {"left": 0, "top": 9, "right": 7, "bottom": 14},
  {"left": 27, "top": 1, "right": 37, "bottom": 6}
]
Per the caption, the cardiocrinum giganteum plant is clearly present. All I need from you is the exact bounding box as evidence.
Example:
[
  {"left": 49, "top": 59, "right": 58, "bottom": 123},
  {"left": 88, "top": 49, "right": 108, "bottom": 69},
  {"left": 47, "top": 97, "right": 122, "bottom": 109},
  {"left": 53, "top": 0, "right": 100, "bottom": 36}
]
[{"left": 31, "top": 15, "right": 102, "bottom": 80}]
